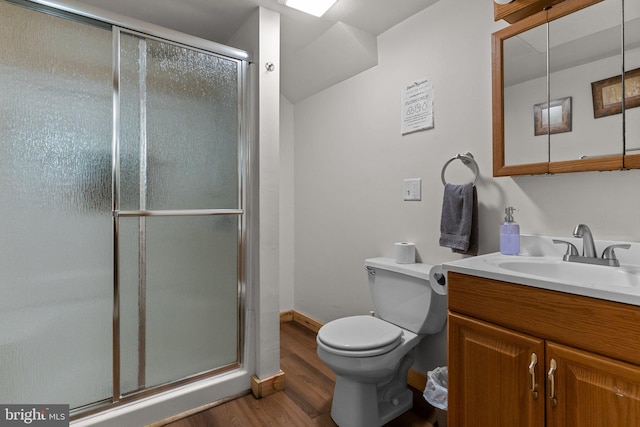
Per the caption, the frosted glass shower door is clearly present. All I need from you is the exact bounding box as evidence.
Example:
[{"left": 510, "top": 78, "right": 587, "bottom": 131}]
[
  {"left": 117, "top": 32, "right": 242, "bottom": 394},
  {"left": 0, "top": 1, "right": 113, "bottom": 409}
]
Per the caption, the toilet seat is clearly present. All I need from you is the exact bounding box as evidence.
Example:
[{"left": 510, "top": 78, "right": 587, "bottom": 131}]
[{"left": 317, "top": 315, "right": 403, "bottom": 357}]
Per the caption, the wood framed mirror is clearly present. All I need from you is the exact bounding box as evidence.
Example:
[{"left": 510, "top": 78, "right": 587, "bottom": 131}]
[{"left": 492, "top": 0, "right": 630, "bottom": 176}]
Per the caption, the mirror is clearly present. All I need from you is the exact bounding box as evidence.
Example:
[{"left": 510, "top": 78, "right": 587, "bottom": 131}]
[
  {"left": 625, "top": 1, "right": 640, "bottom": 166},
  {"left": 502, "top": 23, "right": 549, "bottom": 169},
  {"left": 549, "top": 0, "right": 623, "bottom": 171},
  {"left": 493, "top": 0, "right": 629, "bottom": 176}
]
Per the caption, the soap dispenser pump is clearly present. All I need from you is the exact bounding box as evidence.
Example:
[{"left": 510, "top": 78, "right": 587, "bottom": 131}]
[{"left": 500, "top": 207, "right": 520, "bottom": 255}]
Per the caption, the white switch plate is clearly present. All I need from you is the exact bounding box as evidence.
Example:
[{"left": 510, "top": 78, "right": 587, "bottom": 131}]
[{"left": 403, "top": 178, "right": 421, "bottom": 201}]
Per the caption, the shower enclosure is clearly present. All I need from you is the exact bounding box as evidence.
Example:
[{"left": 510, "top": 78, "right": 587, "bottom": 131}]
[{"left": 0, "top": 0, "right": 249, "bottom": 417}]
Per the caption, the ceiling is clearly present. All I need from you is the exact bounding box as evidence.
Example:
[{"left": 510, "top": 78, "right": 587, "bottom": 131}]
[{"left": 68, "top": 0, "right": 440, "bottom": 102}]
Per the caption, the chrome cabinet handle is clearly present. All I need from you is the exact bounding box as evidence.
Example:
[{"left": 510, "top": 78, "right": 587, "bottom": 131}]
[
  {"left": 529, "top": 353, "right": 538, "bottom": 399},
  {"left": 548, "top": 359, "right": 558, "bottom": 407}
]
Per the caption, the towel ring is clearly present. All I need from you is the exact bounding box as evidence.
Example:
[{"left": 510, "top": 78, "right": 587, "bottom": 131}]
[{"left": 441, "top": 152, "right": 479, "bottom": 186}]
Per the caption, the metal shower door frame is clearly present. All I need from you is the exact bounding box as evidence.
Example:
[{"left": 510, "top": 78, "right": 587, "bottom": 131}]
[
  {"left": 2, "top": 0, "right": 252, "bottom": 419},
  {"left": 109, "top": 26, "right": 250, "bottom": 407}
]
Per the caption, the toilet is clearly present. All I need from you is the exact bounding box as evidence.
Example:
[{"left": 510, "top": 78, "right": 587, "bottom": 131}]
[{"left": 316, "top": 257, "right": 447, "bottom": 427}]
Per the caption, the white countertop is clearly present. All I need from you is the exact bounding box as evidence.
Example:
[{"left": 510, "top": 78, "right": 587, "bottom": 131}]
[{"left": 442, "top": 235, "right": 640, "bottom": 307}]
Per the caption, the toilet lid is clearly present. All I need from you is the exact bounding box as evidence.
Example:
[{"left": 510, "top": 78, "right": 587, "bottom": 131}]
[{"left": 317, "top": 315, "right": 403, "bottom": 353}]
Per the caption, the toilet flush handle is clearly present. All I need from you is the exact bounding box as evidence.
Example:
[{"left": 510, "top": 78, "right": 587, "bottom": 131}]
[{"left": 365, "top": 266, "right": 376, "bottom": 275}]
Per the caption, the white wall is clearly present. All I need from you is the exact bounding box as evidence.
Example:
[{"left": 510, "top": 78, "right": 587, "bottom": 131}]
[
  {"left": 229, "top": 7, "right": 281, "bottom": 380},
  {"left": 286, "top": 0, "right": 640, "bottom": 373},
  {"left": 280, "top": 94, "right": 295, "bottom": 311}
]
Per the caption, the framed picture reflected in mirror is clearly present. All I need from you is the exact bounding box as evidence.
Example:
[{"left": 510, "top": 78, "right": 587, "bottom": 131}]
[{"left": 534, "top": 96, "right": 572, "bottom": 136}]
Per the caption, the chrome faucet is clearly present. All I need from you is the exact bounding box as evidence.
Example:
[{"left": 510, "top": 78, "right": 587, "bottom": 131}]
[
  {"left": 573, "top": 224, "right": 597, "bottom": 258},
  {"left": 553, "top": 224, "right": 630, "bottom": 267}
]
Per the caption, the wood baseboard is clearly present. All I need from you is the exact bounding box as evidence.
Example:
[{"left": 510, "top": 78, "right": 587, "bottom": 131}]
[
  {"left": 292, "top": 311, "right": 323, "bottom": 333},
  {"left": 279, "top": 310, "right": 294, "bottom": 323},
  {"left": 251, "top": 370, "right": 285, "bottom": 399},
  {"left": 407, "top": 368, "right": 428, "bottom": 392},
  {"left": 281, "top": 310, "right": 428, "bottom": 392},
  {"left": 280, "top": 309, "right": 322, "bottom": 333}
]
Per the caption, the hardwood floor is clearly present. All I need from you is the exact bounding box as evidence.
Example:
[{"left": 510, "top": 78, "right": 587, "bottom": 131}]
[{"left": 163, "top": 321, "right": 437, "bottom": 427}]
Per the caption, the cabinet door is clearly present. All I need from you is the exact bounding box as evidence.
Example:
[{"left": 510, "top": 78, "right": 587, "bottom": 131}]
[
  {"left": 449, "top": 313, "right": 545, "bottom": 427},
  {"left": 547, "top": 342, "right": 640, "bottom": 426}
]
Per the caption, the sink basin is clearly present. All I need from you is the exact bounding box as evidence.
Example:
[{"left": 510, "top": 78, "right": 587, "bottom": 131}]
[{"left": 485, "top": 257, "right": 640, "bottom": 288}]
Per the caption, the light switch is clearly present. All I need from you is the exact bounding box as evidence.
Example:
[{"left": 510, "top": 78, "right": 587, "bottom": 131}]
[{"left": 403, "top": 178, "right": 421, "bottom": 201}]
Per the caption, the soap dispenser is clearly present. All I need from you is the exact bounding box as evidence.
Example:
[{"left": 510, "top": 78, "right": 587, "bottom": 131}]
[{"left": 500, "top": 207, "right": 520, "bottom": 255}]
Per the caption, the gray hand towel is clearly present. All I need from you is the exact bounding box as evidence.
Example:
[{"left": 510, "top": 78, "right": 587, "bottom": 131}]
[{"left": 439, "top": 183, "right": 478, "bottom": 255}]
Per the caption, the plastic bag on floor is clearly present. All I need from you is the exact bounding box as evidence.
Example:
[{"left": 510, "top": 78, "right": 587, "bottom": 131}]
[{"left": 423, "top": 366, "right": 448, "bottom": 410}]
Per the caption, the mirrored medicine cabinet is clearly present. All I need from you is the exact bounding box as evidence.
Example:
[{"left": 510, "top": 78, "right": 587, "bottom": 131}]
[{"left": 492, "top": 0, "right": 640, "bottom": 176}]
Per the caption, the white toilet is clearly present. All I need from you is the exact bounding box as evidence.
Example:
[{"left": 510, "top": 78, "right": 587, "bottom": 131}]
[{"left": 316, "top": 257, "right": 447, "bottom": 427}]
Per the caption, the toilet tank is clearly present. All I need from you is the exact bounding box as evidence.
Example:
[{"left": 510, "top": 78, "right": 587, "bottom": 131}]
[{"left": 365, "top": 257, "right": 446, "bottom": 334}]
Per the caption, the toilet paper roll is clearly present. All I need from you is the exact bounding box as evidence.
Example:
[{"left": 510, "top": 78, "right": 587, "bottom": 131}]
[
  {"left": 429, "top": 265, "right": 448, "bottom": 295},
  {"left": 394, "top": 242, "right": 416, "bottom": 264}
]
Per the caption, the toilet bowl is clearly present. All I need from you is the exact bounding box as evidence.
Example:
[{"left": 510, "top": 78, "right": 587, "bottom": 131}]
[
  {"left": 316, "top": 257, "right": 447, "bottom": 427},
  {"left": 317, "top": 315, "right": 421, "bottom": 427}
]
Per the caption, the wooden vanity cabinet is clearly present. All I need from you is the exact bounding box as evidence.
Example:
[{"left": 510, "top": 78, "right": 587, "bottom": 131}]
[{"left": 447, "top": 272, "right": 640, "bottom": 427}]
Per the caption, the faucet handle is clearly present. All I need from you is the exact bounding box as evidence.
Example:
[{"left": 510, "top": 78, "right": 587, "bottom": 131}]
[
  {"left": 553, "top": 239, "right": 579, "bottom": 261},
  {"left": 602, "top": 244, "right": 631, "bottom": 262}
]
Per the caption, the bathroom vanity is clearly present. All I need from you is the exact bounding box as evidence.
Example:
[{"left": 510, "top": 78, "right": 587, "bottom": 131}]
[{"left": 444, "top": 237, "right": 640, "bottom": 427}]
